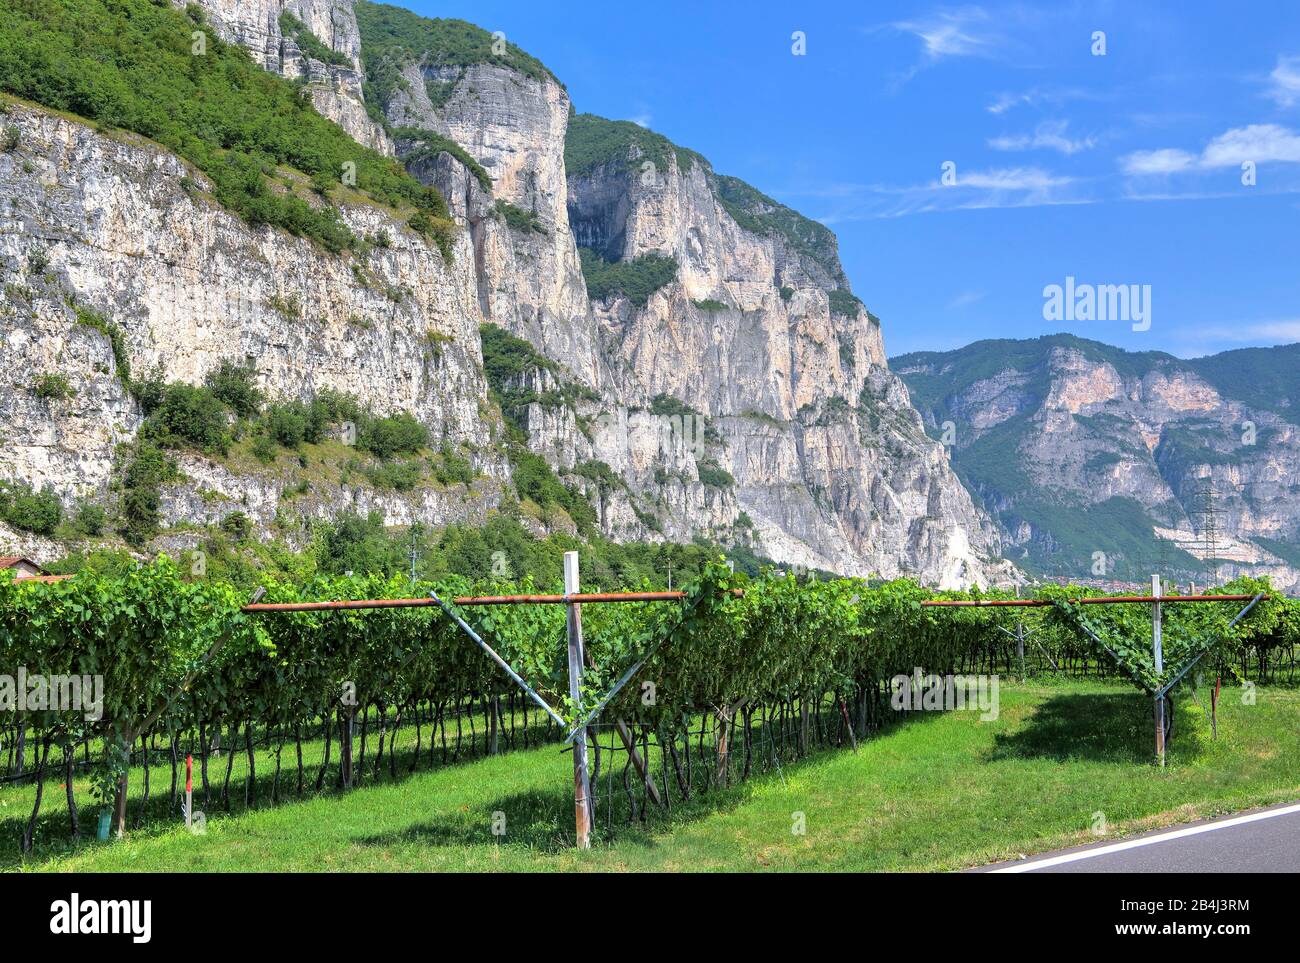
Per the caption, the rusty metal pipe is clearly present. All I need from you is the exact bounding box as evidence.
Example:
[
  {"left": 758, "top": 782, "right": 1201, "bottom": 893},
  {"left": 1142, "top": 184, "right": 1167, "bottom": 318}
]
[
  {"left": 920, "top": 594, "right": 1257, "bottom": 608},
  {"left": 241, "top": 590, "right": 716, "bottom": 613}
]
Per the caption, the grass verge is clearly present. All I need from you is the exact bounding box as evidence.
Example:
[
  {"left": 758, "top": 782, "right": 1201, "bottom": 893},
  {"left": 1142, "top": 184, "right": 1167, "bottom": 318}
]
[{"left": 4, "top": 679, "right": 1298, "bottom": 872}]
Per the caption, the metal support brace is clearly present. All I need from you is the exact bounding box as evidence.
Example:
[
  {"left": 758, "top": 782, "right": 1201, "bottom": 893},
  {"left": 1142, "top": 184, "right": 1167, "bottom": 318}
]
[
  {"left": 428, "top": 590, "right": 567, "bottom": 729},
  {"left": 1156, "top": 593, "right": 1265, "bottom": 700},
  {"left": 563, "top": 601, "right": 697, "bottom": 743},
  {"left": 1058, "top": 609, "right": 1156, "bottom": 695}
]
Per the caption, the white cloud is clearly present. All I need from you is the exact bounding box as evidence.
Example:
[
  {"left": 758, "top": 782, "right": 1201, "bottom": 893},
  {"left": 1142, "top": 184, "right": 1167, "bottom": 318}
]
[
  {"left": 986, "top": 87, "right": 1099, "bottom": 115},
  {"left": 627, "top": 113, "right": 653, "bottom": 129},
  {"left": 987, "top": 90, "right": 1031, "bottom": 115},
  {"left": 1121, "top": 148, "right": 1197, "bottom": 175},
  {"left": 803, "top": 166, "right": 1084, "bottom": 220},
  {"left": 893, "top": 6, "right": 999, "bottom": 61},
  {"left": 1201, "top": 123, "right": 1300, "bottom": 166},
  {"left": 947, "top": 290, "right": 987, "bottom": 309},
  {"left": 1267, "top": 55, "right": 1300, "bottom": 108},
  {"left": 954, "top": 167, "right": 1072, "bottom": 191},
  {"left": 988, "top": 120, "right": 1096, "bottom": 155},
  {"left": 1121, "top": 124, "right": 1300, "bottom": 175}
]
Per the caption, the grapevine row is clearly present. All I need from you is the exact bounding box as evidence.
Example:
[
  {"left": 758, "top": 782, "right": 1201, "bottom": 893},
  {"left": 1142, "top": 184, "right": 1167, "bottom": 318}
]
[{"left": 0, "top": 559, "right": 1293, "bottom": 851}]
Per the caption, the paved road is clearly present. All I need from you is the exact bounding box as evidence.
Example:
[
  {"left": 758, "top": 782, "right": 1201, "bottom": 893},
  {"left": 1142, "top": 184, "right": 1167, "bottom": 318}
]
[{"left": 979, "top": 801, "right": 1300, "bottom": 872}]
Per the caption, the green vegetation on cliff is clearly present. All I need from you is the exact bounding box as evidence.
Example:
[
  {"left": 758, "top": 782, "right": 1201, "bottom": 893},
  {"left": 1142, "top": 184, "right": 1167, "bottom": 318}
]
[
  {"left": 828, "top": 288, "right": 863, "bottom": 318},
  {"left": 392, "top": 126, "right": 492, "bottom": 191},
  {"left": 564, "top": 113, "right": 706, "bottom": 178},
  {"left": 0, "top": 0, "right": 454, "bottom": 255},
  {"left": 578, "top": 248, "right": 678, "bottom": 306},
  {"left": 565, "top": 114, "right": 849, "bottom": 288},
  {"left": 356, "top": 0, "right": 560, "bottom": 117},
  {"left": 278, "top": 10, "right": 352, "bottom": 68},
  {"left": 715, "top": 175, "right": 847, "bottom": 285},
  {"left": 0, "top": 480, "right": 62, "bottom": 536},
  {"left": 1191, "top": 343, "right": 1300, "bottom": 424}
]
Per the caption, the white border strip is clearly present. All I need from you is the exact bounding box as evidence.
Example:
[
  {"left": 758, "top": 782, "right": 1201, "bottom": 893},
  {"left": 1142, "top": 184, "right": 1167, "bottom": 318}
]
[{"left": 990, "top": 802, "right": 1300, "bottom": 873}]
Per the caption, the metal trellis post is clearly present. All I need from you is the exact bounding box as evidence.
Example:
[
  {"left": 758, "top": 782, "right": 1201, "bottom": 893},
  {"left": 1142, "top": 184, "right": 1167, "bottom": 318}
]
[
  {"left": 1152, "top": 574, "right": 1165, "bottom": 767},
  {"left": 565, "top": 552, "right": 593, "bottom": 849}
]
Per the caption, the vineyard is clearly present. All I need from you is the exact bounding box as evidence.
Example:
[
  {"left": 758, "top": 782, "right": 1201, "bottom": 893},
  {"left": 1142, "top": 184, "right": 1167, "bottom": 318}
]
[{"left": 2, "top": 559, "right": 1297, "bottom": 859}]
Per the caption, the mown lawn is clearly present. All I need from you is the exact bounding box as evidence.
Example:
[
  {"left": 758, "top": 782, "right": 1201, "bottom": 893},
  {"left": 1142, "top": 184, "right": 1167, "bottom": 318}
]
[{"left": 4, "top": 678, "right": 1299, "bottom": 872}]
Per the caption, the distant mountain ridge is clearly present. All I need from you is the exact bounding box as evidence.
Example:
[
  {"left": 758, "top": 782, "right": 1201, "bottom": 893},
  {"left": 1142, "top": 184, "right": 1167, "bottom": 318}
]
[{"left": 893, "top": 334, "right": 1300, "bottom": 589}]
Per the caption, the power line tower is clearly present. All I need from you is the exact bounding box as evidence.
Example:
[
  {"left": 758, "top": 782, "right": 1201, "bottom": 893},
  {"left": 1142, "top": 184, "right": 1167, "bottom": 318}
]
[{"left": 1194, "top": 474, "right": 1222, "bottom": 589}]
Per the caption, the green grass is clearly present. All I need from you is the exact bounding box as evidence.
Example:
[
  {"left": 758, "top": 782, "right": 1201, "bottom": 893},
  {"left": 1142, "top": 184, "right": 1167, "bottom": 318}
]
[{"left": 8, "top": 679, "right": 1300, "bottom": 872}]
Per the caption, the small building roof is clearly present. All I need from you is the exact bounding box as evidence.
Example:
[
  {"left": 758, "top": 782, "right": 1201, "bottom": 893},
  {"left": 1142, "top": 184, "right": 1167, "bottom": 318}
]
[{"left": 0, "top": 556, "right": 64, "bottom": 579}]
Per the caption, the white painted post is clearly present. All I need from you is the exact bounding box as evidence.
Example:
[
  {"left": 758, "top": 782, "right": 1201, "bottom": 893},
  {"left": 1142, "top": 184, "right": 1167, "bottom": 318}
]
[
  {"left": 1015, "top": 584, "right": 1025, "bottom": 676},
  {"left": 564, "top": 552, "right": 593, "bottom": 848},
  {"left": 1152, "top": 574, "right": 1165, "bottom": 767}
]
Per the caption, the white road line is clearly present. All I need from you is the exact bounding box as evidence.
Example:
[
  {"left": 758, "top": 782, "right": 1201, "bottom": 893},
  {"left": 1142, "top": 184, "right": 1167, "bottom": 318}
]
[{"left": 990, "top": 802, "right": 1300, "bottom": 873}]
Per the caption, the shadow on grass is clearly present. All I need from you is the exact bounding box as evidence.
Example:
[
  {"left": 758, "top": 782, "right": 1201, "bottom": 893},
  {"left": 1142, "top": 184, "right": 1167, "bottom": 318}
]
[
  {"left": 3, "top": 700, "right": 947, "bottom": 864},
  {"left": 0, "top": 726, "right": 564, "bottom": 868},
  {"left": 354, "top": 709, "right": 952, "bottom": 855},
  {"left": 353, "top": 769, "right": 772, "bottom": 855},
  {"left": 989, "top": 691, "right": 1208, "bottom": 764}
]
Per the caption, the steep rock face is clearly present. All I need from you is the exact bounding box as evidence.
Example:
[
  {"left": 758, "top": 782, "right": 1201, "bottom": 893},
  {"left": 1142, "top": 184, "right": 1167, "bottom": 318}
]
[
  {"left": 365, "top": 45, "right": 739, "bottom": 551},
  {"left": 2, "top": 1, "right": 1005, "bottom": 587},
  {"left": 0, "top": 102, "right": 503, "bottom": 561},
  {"left": 182, "top": 0, "right": 391, "bottom": 154},
  {"left": 567, "top": 150, "right": 999, "bottom": 583},
  {"left": 895, "top": 336, "right": 1300, "bottom": 590},
  {"left": 384, "top": 63, "right": 599, "bottom": 383},
  {"left": 350, "top": 6, "right": 1001, "bottom": 582}
]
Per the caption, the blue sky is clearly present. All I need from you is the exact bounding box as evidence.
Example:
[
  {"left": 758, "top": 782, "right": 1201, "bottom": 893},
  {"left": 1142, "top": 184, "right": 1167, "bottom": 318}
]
[{"left": 403, "top": 0, "right": 1300, "bottom": 358}]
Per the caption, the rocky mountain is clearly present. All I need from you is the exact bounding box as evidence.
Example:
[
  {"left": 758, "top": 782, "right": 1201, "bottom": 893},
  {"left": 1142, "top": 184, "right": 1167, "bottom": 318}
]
[
  {"left": 893, "top": 334, "right": 1300, "bottom": 591},
  {"left": 0, "top": 0, "right": 1003, "bottom": 587}
]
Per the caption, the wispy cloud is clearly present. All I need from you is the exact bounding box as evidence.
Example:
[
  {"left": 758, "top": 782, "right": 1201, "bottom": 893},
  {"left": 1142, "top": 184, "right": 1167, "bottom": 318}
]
[
  {"left": 1121, "top": 147, "right": 1197, "bottom": 175},
  {"left": 954, "top": 167, "right": 1073, "bottom": 191},
  {"left": 893, "top": 6, "right": 1001, "bottom": 61},
  {"left": 1201, "top": 124, "right": 1300, "bottom": 165},
  {"left": 1178, "top": 318, "right": 1300, "bottom": 346},
  {"left": 986, "top": 87, "right": 1101, "bottom": 115},
  {"left": 627, "top": 112, "right": 653, "bottom": 129},
  {"left": 804, "top": 166, "right": 1086, "bottom": 222},
  {"left": 1266, "top": 55, "right": 1300, "bottom": 108},
  {"left": 988, "top": 120, "right": 1097, "bottom": 155},
  {"left": 1122, "top": 123, "right": 1300, "bottom": 174},
  {"left": 880, "top": 5, "right": 1017, "bottom": 88},
  {"left": 946, "top": 290, "right": 988, "bottom": 309}
]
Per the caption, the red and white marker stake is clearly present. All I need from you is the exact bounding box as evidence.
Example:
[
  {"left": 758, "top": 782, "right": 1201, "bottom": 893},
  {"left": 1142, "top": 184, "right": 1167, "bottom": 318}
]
[{"left": 185, "top": 754, "right": 193, "bottom": 829}]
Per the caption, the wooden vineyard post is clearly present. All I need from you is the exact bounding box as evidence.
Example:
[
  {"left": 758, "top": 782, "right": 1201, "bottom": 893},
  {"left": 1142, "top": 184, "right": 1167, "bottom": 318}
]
[
  {"left": 1152, "top": 574, "right": 1165, "bottom": 767},
  {"left": 564, "top": 552, "right": 593, "bottom": 849}
]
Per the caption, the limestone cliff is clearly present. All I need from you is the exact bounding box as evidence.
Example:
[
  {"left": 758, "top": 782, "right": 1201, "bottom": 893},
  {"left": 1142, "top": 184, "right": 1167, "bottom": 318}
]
[
  {"left": 0, "top": 0, "right": 1005, "bottom": 587},
  {"left": 894, "top": 335, "right": 1300, "bottom": 591},
  {"left": 179, "top": 0, "right": 391, "bottom": 153},
  {"left": 0, "top": 100, "right": 504, "bottom": 555},
  {"left": 564, "top": 136, "right": 998, "bottom": 582},
  {"left": 352, "top": 3, "right": 1002, "bottom": 583}
]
